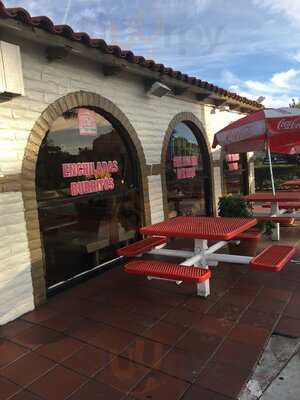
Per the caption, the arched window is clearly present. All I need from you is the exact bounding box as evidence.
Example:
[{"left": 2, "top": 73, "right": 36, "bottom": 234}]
[
  {"left": 165, "top": 122, "right": 212, "bottom": 218},
  {"left": 37, "top": 108, "right": 141, "bottom": 288}
]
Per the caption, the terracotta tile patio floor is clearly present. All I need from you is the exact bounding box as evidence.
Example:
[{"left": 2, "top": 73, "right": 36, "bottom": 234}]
[{"left": 1, "top": 227, "right": 300, "bottom": 400}]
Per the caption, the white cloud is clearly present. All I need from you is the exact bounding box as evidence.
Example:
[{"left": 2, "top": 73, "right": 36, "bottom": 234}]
[
  {"left": 245, "top": 80, "right": 277, "bottom": 94},
  {"left": 271, "top": 69, "right": 300, "bottom": 88},
  {"left": 254, "top": 0, "right": 300, "bottom": 24},
  {"left": 223, "top": 68, "right": 300, "bottom": 108},
  {"left": 292, "top": 51, "right": 300, "bottom": 63},
  {"left": 229, "top": 84, "right": 239, "bottom": 91},
  {"left": 194, "top": 0, "right": 210, "bottom": 11},
  {"left": 234, "top": 88, "right": 292, "bottom": 109}
]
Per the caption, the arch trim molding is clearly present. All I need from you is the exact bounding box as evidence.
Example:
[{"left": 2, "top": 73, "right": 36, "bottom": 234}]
[
  {"left": 21, "top": 90, "right": 150, "bottom": 305},
  {"left": 160, "top": 112, "right": 215, "bottom": 219}
]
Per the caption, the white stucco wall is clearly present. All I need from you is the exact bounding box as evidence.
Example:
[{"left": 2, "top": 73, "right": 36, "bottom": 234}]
[
  {"left": 0, "top": 191, "right": 35, "bottom": 323},
  {"left": 204, "top": 107, "right": 249, "bottom": 203},
  {"left": 0, "top": 33, "right": 248, "bottom": 324}
]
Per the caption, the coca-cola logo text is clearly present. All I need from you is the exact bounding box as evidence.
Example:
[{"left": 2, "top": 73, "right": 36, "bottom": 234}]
[{"left": 277, "top": 118, "right": 300, "bottom": 130}]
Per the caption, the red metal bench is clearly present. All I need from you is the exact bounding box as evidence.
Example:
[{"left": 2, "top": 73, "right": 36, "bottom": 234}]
[
  {"left": 250, "top": 245, "right": 296, "bottom": 272},
  {"left": 124, "top": 260, "right": 211, "bottom": 283},
  {"left": 117, "top": 236, "right": 167, "bottom": 257},
  {"left": 255, "top": 216, "right": 295, "bottom": 225},
  {"left": 262, "top": 202, "right": 300, "bottom": 210}
]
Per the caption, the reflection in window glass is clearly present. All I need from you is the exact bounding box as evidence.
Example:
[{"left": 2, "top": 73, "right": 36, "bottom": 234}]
[
  {"left": 37, "top": 108, "right": 141, "bottom": 288},
  {"left": 223, "top": 153, "right": 249, "bottom": 195},
  {"left": 166, "top": 122, "right": 209, "bottom": 218},
  {"left": 254, "top": 151, "right": 300, "bottom": 191}
]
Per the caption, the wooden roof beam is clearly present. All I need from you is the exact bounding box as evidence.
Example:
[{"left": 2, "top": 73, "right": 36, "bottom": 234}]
[
  {"left": 211, "top": 98, "right": 228, "bottom": 107},
  {"left": 172, "top": 86, "right": 189, "bottom": 96},
  {"left": 196, "top": 92, "right": 211, "bottom": 102},
  {"left": 102, "top": 65, "right": 123, "bottom": 76},
  {"left": 46, "top": 45, "right": 72, "bottom": 61}
]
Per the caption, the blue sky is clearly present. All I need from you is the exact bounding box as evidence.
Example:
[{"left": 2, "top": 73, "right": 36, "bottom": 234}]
[{"left": 4, "top": 0, "right": 300, "bottom": 107}]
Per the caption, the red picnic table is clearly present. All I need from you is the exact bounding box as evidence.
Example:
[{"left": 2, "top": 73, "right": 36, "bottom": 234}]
[
  {"left": 243, "top": 192, "right": 300, "bottom": 240},
  {"left": 243, "top": 192, "right": 300, "bottom": 202},
  {"left": 282, "top": 179, "right": 300, "bottom": 188},
  {"left": 118, "top": 216, "right": 295, "bottom": 297},
  {"left": 140, "top": 216, "right": 256, "bottom": 241}
]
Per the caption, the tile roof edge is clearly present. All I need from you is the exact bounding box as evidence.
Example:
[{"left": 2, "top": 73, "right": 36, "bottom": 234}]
[{"left": 0, "top": 1, "right": 263, "bottom": 110}]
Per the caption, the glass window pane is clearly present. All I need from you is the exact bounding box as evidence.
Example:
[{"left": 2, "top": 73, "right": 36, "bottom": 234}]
[
  {"left": 223, "top": 153, "right": 249, "bottom": 195},
  {"left": 166, "top": 122, "right": 209, "bottom": 217},
  {"left": 36, "top": 108, "right": 141, "bottom": 288}
]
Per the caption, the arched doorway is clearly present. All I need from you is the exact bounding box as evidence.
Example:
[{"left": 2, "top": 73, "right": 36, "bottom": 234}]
[
  {"left": 36, "top": 107, "right": 142, "bottom": 289},
  {"left": 222, "top": 152, "right": 249, "bottom": 195},
  {"left": 164, "top": 120, "right": 213, "bottom": 218}
]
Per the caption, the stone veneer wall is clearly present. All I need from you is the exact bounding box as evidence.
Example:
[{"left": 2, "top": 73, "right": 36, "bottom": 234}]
[{"left": 0, "top": 34, "right": 246, "bottom": 324}]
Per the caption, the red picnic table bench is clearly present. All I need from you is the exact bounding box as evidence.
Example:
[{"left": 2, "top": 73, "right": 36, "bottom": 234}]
[
  {"left": 117, "top": 216, "right": 295, "bottom": 297},
  {"left": 262, "top": 202, "right": 300, "bottom": 210}
]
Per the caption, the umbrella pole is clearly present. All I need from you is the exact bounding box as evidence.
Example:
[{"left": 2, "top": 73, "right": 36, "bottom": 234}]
[
  {"left": 267, "top": 141, "right": 276, "bottom": 196},
  {"left": 266, "top": 141, "right": 280, "bottom": 240}
]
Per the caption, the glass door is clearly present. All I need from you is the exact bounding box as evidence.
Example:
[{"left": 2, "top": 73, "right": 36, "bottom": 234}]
[
  {"left": 36, "top": 109, "right": 141, "bottom": 288},
  {"left": 165, "top": 122, "right": 212, "bottom": 218}
]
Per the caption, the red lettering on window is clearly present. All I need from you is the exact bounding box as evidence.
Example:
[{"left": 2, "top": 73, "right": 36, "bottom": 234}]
[
  {"left": 101, "top": 161, "right": 108, "bottom": 174},
  {"left": 191, "top": 156, "right": 198, "bottom": 166},
  {"left": 62, "top": 164, "right": 71, "bottom": 178},
  {"left": 112, "top": 160, "right": 119, "bottom": 172}
]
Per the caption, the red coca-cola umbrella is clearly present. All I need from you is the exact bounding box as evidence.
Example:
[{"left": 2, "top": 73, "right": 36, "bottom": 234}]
[{"left": 213, "top": 107, "right": 300, "bottom": 194}]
